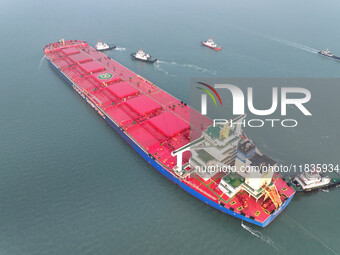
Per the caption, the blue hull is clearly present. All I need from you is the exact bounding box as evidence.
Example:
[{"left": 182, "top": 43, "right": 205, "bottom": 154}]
[{"left": 47, "top": 59, "right": 293, "bottom": 227}]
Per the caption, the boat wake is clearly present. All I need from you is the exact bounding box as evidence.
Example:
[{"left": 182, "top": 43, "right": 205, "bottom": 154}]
[
  {"left": 265, "top": 36, "right": 318, "bottom": 54},
  {"left": 157, "top": 60, "right": 217, "bottom": 75},
  {"left": 114, "top": 47, "right": 127, "bottom": 51},
  {"left": 39, "top": 55, "right": 46, "bottom": 69},
  {"left": 153, "top": 62, "right": 170, "bottom": 76},
  {"left": 284, "top": 213, "right": 338, "bottom": 255},
  {"left": 322, "top": 189, "right": 329, "bottom": 193},
  {"left": 241, "top": 221, "right": 280, "bottom": 251}
]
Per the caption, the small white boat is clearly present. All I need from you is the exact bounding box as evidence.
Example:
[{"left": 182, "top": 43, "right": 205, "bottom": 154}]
[
  {"left": 131, "top": 48, "right": 157, "bottom": 63},
  {"left": 95, "top": 40, "right": 116, "bottom": 51}
]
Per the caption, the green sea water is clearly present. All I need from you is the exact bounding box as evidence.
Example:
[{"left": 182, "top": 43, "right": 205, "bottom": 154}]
[{"left": 0, "top": 0, "right": 339, "bottom": 254}]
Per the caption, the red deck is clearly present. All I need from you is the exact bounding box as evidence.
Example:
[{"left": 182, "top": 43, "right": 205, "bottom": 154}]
[
  {"left": 61, "top": 47, "right": 80, "bottom": 55},
  {"left": 68, "top": 52, "right": 92, "bottom": 63},
  {"left": 126, "top": 95, "right": 161, "bottom": 115},
  {"left": 107, "top": 82, "right": 139, "bottom": 99},
  {"left": 44, "top": 40, "right": 212, "bottom": 173},
  {"left": 148, "top": 112, "right": 190, "bottom": 137},
  {"left": 79, "top": 61, "right": 106, "bottom": 73},
  {"left": 44, "top": 40, "right": 294, "bottom": 224}
]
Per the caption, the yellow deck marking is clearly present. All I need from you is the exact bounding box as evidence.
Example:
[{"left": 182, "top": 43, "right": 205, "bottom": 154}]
[
  {"left": 237, "top": 206, "right": 244, "bottom": 211},
  {"left": 255, "top": 211, "right": 261, "bottom": 216},
  {"left": 230, "top": 200, "right": 236, "bottom": 205}
]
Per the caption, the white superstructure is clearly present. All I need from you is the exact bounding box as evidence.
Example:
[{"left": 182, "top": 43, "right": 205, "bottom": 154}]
[
  {"left": 171, "top": 115, "right": 283, "bottom": 209},
  {"left": 294, "top": 171, "right": 331, "bottom": 190},
  {"left": 204, "top": 38, "right": 218, "bottom": 48},
  {"left": 134, "top": 48, "right": 151, "bottom": 61},
  {"left": 320, "top": 49, "right": 334, "bottom": 57},
  {"left": 95, "top": 40, "right": 110, "bottom": 51}
]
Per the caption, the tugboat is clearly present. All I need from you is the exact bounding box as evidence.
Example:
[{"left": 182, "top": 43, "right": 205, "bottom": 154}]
[
  {"left": 130, "top": 48, "right": 157, "bottom": 63},
  {"left": 201, "top": 37, "right": 222, "bottom": 51},
  {"left": 318, "top": 48, "right": 340, "bottom": 61},
  {"left": 95, "top": 40, "right": 116, "bottom": 51},
  {"left": 285, "top": 170, "right": 340, "bottom": 193}
]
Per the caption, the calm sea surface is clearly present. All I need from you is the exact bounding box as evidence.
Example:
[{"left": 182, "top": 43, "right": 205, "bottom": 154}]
[{"left": 0, "top": 0, "right": 339, "bottom": 254}]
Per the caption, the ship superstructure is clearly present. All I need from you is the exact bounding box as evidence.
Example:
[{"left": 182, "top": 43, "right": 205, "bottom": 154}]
[
  {"left": 185, "top": 115, "right": 244, "bottom": 179},
  {"left": 173, "top": 117, "right": 292, "bottom": 218},
  {"left": 43, "top": 39, "right": 294, "bottom": 227}
]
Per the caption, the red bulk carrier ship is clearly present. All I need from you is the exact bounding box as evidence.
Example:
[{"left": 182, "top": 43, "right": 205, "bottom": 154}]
[{"left": 43, "top": 39, "right": 295, "bottom": 227}]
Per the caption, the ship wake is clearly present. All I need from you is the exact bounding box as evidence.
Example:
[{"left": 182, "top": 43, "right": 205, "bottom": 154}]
[
  {"left": 157, "top": 60, "right": 217, "bottom": 75},
  {"left": 266, "top": 36, "right": 318, "bottom": 54},
  {"left": 241, "top": 221, "right": 280, "bottom": 251},
  {"left": 39, "top": 55, "right": 46, "bottom": 69},
  {"left": 114, "top": 47, "right": 127, "bottom": 51},
  {"left": 284, "top": 213, "right": 339, "bottom": 255},
  {"left": 153, "top": 62, "right": 170, "bottom": 76}
]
